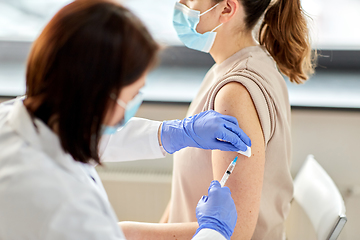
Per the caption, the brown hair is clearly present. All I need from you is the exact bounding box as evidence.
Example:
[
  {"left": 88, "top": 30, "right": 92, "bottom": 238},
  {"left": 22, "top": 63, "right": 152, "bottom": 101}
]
[
  {"left": 26, "top": 0, "right": 158, "bottom": 164},
  {"left": 215, "top": 0, "right": 315, "bottom": 83}
]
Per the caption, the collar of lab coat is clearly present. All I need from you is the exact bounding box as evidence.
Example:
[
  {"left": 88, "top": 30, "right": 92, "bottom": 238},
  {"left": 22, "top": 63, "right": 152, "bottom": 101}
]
[{"left": 7, "top": 99, "right": 88, "bottom": 181}]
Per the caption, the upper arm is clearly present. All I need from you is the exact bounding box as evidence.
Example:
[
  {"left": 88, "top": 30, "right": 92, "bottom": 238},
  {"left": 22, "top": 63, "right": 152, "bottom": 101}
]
[{"left": 212, "top": 82, "right": 266, "bottom": 240}]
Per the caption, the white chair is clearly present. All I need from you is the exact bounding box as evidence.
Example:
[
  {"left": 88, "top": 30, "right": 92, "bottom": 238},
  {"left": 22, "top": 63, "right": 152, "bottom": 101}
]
[{"left": 292, "top": 155, "right": 347, "bottom": 240}]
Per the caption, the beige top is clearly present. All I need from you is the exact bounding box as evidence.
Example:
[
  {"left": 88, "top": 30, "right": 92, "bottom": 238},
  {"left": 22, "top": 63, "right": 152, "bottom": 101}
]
[{"left": 168, "top": 46, "right": 293, "bottom": 240}]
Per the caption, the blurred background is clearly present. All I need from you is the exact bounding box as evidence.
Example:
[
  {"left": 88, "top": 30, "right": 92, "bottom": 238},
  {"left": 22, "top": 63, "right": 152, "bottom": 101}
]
[{"left": 0, "top": 0, "right": 359, "bottom": 239}]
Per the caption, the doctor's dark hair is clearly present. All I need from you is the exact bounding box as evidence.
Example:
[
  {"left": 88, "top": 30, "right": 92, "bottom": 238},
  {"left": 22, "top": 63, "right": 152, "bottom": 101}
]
[
  {"left": 25, "top": 0, "right": 158, "bottom": 164},
  {"left": 214, "top": 0, "right": 315, "bottom": 83}
]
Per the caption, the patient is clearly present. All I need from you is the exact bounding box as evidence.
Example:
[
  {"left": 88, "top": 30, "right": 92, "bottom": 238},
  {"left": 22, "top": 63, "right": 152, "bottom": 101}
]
[
  {"left": 119, "top": 0, "right": 315, "bottom": 239},
  {"left": 159, "top": 0, "right": 316, "bottom": 239}
]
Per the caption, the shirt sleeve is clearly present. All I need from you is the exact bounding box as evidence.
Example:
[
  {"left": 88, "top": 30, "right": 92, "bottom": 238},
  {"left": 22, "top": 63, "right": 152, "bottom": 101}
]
[
  {"left": 205, "top": 73, "right": 273, "bottom": 145},
  {"left": 192, "top": 229, "right": 227, "bottom": 240},
  {"left": 99, "top": 117, "right": 166, "bottom": 162}
]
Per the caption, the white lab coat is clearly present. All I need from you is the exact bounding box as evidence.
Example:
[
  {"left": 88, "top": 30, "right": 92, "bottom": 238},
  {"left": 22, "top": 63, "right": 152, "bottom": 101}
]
[{"left": 0, "top": 98, "right": 225, "bottom": 240}]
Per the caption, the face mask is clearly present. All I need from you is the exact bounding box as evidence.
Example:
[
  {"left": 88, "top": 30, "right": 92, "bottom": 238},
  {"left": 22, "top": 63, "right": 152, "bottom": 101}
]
[
  {"left": 101, "top": 92, "right": 144, "bottom": 135},
  {"left": 173, "top": 1, "right": 223, "bottom": 53}
]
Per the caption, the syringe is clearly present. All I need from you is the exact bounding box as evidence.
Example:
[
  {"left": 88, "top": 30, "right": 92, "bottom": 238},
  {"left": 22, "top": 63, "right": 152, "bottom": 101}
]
[{"left": 219, "top": 156, "right": 238, "bottom": 187}]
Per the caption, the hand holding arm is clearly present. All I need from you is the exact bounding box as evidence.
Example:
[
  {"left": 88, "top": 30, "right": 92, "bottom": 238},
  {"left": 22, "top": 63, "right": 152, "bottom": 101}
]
[{"left": 160, "top": 110, "right": 251, "bottom": 154}]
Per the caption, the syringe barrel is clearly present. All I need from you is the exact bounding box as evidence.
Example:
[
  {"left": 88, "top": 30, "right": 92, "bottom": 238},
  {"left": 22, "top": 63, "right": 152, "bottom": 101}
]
[
  {"left": 227, "top": 163, "right": 236, "bottom": 173},
  {"left": 220, "top": 173, "right": 230, "bottom": 187}
]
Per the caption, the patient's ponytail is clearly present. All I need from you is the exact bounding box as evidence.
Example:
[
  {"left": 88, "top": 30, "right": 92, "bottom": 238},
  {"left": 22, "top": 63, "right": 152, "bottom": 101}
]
[{"left": 259, "top": 0, "right": 315, "bottom": 83}]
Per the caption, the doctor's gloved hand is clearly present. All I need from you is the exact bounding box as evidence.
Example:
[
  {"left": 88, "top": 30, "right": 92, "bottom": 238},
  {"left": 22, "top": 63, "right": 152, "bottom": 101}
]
[
  {"left": 161, "top": 110, "right": 251, "bottom": 154},
  {"left": 194, "top": 180, "right": 237, "bottom": 240}
]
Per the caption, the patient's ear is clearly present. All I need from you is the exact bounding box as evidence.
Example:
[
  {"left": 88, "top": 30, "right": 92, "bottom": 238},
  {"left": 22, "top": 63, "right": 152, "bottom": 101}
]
[{"left": 219, "top": 0, "right": 241, "bottom": 24}]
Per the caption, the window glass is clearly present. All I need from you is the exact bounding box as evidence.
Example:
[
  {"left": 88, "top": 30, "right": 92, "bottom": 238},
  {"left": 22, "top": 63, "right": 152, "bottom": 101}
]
[
  {"left": 0, "top": 0, "right": 359, "bottom": 50},
  {"left": 302, "top": 0, "right": 360, "bottom": 50},
  {"left": 123, "top": 0, "right": 179, "bottom": 45},
  {"left": 0, "top": 0, "right": 72, "bottom": 40}
]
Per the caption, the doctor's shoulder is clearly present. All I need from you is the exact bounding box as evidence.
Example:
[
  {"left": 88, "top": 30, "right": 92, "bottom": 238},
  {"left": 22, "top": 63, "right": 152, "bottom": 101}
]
[
  {"left": 0, "top": 163, "right": 119, "bottom": 239},
  {"left": 0, "top": 98, "right": 17, "bottom": 126},
  {"left": 0, "top": 147, "right": 117, "bottom": 239}
]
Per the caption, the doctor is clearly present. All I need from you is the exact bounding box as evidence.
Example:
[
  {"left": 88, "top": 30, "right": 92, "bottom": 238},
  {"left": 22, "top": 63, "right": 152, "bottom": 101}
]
[{"left": 0, "top": 0, "right": 251, "bottom": 240}]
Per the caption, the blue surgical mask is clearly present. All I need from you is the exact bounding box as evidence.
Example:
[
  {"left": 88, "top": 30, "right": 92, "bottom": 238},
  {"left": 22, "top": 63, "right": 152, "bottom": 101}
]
[
  {"left": 173, "top": 2, "right": 223, "bottom": 53},
  {"left": 101, "top": 92, "right": 144, "bottom": 135}
]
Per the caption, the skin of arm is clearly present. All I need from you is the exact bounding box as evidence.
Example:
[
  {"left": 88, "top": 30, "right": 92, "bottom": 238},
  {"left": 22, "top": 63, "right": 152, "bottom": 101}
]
[
  {"left": 118, "top": 221, "right": 198, "bottom": 240},
  {"left": 212, "top": 82, "right": 266, "bottom": 240},
  {"left": 159, "top": 200, "right": 171, "bottom": 223}
]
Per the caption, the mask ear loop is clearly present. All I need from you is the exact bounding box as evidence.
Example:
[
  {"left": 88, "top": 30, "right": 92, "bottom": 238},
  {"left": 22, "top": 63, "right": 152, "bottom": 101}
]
[
  {"left": 199, "top": 3, "right": 223, "bottom": 32},
  {"left": 199, "top": 3, "right": 220, "bottom": 16},
  {"left": 116, "top": 99, "right": 127, "bottom": 109},
  {"left": 211, "top": 23, "right": 223, "bottom": 32},
  {"left": 110, "top": 93, "right": 127, "bottom": 109}
]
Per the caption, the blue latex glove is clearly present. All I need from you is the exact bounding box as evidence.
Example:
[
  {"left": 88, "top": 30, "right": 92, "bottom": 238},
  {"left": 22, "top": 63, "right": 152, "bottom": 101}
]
[
  {"left": 194, "top": 180, "right": 237, "bottom": 240},
  {"left": 161, "top": 110, "right": 251, "bottom": 154}
]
